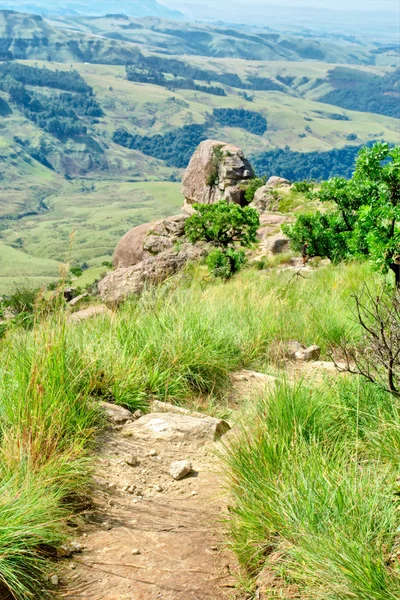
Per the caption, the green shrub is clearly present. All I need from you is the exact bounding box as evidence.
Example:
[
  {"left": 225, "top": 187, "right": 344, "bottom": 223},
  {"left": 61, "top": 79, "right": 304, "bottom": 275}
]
[
  {"left": 206, "top": 248, "right": 245, "bottom": 279},
  {"left": 70, "top": 266, "right": 83, "bottom": 277},
  {"left": 185, "top": 200, "right": 259, "bottom": 279},
  {"left": 283, "top": 143, "right": 400, "bottom": 273},
  {"left": 3, "top": 285, "right": 38, "bottom": 315},
  {"left": 242, "top": 177, "right": 266, "bottom": 203},
  {"left": 292, "top": 179, "right": 315, "bottom": 193}
]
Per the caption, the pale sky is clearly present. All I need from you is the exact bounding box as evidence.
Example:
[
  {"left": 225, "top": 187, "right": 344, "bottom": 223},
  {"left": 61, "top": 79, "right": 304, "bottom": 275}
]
[{"left": 163, "top": 0, "right": 399, "bottom": 14}]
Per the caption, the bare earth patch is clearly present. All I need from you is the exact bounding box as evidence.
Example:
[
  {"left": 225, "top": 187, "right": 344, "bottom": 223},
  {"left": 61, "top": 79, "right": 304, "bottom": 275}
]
[{"left": 60, "top": 409, "right": 237, "bottom": 600}]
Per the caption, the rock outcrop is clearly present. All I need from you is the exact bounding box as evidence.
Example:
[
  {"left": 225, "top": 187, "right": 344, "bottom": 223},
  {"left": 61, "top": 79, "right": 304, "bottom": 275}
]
[
  {"left": 250, "top": 185, "right": 276, "bottom": 214},
  {"left": 113, "top": 214, "right": 187, "bottom": 269},
  {"left": 99, "top": 244, "right": 204, "bottom": 304},
  {"left": 266, "top": 176, "right": 291, "bottom": 188},
  {"left": 122, "top": 412, "right": 230, "bottom": 444},
  {"left": 182, "top": 140, "right": 254, "bottom": 212}
]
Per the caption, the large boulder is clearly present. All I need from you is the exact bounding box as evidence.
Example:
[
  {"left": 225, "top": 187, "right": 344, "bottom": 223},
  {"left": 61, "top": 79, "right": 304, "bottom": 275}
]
[
  {"left": 250, "top": 185, "right": 276, "bottom": 214},
  {"left": 266, "top": 176, "right": 291, "bottom": 188},
  {"left": 122, "top": 412, "right": 230, "bottom": 444},
  {"left": 182, "top": 140, "right": 254, "bottom": 211},
  {"left": 99, "top": 244, "right": 204, "bottom": 304},
  {"left": 113, "top": 215, "right": 187, "bottom": 269}
]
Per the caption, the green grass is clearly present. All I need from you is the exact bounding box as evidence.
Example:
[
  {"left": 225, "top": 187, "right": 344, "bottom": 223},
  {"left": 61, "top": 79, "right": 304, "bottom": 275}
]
[
  {"left": 0, "top": 260, "right": 393, "bottom": 598},
  {"left": 222, "top": 378, "right": 400, "bottom": 599},
  {"left": 0, "top": 181, "right": 183, "bottom": 294},
  {"left": 0, "top": 308, "right": 102, "bottom": 598},
  {"left": 49, "top": 261, "right": 377, "bottom": 412}
]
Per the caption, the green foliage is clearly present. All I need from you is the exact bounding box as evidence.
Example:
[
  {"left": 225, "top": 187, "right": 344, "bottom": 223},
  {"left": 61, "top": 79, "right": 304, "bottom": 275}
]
[
  {"left": 126, "top": 65, "right": 227, "bottom": 96},
  {"left": 320, "top": 66, "right": 400, "bottom": 119},
  {"left": 186, "top": 201, "right": 259, "bottom": 249},
  {"left": 206, "top": 247, "right": 245, "bottom": 279},
  {"left": 185, "top": 200, "right": 259, "bottom": 278},
  {"left": 223, "top": 378, "right": 400, "bottom": 599},
  {"left": 243, "top": 177, "right": 266, "bottom": 204},
  {"left": 213, "top": 108, "right": 267, "bottom": 135},
  {"left": 0, "top": 63, "right": 92, "bottom": 94},
  {"left": 283, "top": 143, "right": 400, "bottom": 271},
  {"left": 206, "top": 146, "right": 224, "bottom": 187},
  {"left": 70, "top": 266, "right": 83, "bottom": 278},
  {"left": 113, "top": 124, "right": 207, "bottom": 168},
  {"left": 2, "top": 285, "right": 38, "bottom": 315},
  {"left": 292, "top": 179, "right": 315, "bottom": 193},
  {"left": 252, "top": 144, "right": 368, "bottom": 181}
]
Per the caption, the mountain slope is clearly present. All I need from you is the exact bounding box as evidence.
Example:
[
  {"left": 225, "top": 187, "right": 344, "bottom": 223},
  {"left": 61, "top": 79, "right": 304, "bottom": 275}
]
[
  {"left": 0, "top": 1, "right": 183, "bottom": 19},
  {"left": 0, "top": 10, "right": 384, "bottom": 65}
]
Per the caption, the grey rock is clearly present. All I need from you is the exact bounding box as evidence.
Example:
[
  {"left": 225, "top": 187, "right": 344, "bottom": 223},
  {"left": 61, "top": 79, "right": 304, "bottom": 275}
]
[
  {"left": 124, "top": 454, "right": 138, "bottom": 467},
  {"left": 266, "top": 176, "right": 291, "bottom": 188},
  {"left": 68, "top": 305, "right": 111, "bottom": 323},
  {"left": 295, "top": 345, "right": 321, "bottom": 362},
  {"left": 122, "top": 412, "right": 230, "bottom": 445},
  {"left": 182, "top": 140, "right": 254, "bottom": 211},
  {"left": 170, "top": 459, "right": 193, "bottom": 481},
  {"left": 50, "top": 575, "right": 59, "bottom": 586},
  {"left": 249, "top": 185, "right": 276, "bottom": 214},
  {"left": 113, "top": 215, "right": 188, "bottom": 269},
  {"left": 99, "top": 244, "right": 205, "bottom": 305},
  {"left": 69, "top": 293, "right": 89, "bottom": 307},
  {"left": 264, "top": 233, "right": 290, "bottom": 255},
  {"left": 101, "top": 402, "right": 133, "bottom": 425}
]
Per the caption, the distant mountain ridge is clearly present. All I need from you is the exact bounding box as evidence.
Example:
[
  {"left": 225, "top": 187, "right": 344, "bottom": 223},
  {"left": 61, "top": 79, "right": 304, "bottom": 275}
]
[
  {"left": 0, "top": 10, "right": 382, "bottom": 65},
  {"left": 0, "top": 0, "right": 183, "bottom": 18}
]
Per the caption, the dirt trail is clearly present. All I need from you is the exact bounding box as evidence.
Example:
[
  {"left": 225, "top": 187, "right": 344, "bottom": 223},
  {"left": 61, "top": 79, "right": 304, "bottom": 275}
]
[{"left": 60, "top": 408, "right": 237, "bottom": 600}]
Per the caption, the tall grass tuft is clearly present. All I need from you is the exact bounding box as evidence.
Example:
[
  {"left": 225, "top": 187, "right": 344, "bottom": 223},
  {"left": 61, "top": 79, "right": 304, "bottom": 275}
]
[
  {"left": 0, "top": 311, "right": 101, "bottom": 598},
  {"left": 222, "top": 378, "right": 400, "bottom": 599}
]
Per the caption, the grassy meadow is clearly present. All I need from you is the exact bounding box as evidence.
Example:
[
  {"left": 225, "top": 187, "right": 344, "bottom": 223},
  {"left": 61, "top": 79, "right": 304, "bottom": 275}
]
[
  {"left": 0, "top": 181, "right": 182, "bottom": 294},
  {"left": 2, "top": 259, "right": 399, "bottom": 598}
]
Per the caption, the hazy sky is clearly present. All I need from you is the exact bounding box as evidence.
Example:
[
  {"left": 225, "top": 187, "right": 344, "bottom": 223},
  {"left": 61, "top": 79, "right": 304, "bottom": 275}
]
[{"left": 164, "top": 0, "right": 400, "bottom": 14}]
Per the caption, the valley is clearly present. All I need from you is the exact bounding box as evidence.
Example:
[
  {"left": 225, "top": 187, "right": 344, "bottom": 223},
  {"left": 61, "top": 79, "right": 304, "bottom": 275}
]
[{"left": 0, "top": 9, "right": 398, "bottom": 293}]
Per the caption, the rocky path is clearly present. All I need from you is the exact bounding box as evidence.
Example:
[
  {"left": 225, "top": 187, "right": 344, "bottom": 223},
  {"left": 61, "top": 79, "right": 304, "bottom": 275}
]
[{"left": 60, "top": 404, "right": 237, "bottom": 600}]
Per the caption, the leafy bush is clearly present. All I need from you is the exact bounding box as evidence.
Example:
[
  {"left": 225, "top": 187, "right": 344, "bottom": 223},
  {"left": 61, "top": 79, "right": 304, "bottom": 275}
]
[
  {"left": 206, "top": 247, "right": 245, "bottom": 279},
  {"left": 242, "top": 177, "right": 266, "bottom": 203},
  {"left": 283, "top": 143, "right": 400, "bottom": 272},
  {"left": 2, "top": 285, "right": 38, "bottom": 315},
  {"left": 70, "top": 266, "right": 83, "bottom": 278},
  {"left": 185, "top": 200, "right": 259, "bottom": 278},
  {"left": 292, "top": 179, "right": 315, "bottom": 193}
]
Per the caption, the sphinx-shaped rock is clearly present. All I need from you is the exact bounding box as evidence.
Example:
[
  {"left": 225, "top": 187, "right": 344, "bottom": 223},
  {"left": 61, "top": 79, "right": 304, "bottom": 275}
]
[{"left": 182, "top": 140, "right": 254, "bottom": 212}]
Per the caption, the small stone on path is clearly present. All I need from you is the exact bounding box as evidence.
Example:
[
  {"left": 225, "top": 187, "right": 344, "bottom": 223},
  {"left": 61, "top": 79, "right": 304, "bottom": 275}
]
[{"left": 170, "top": 460, "right": 193, "bottom": 481}]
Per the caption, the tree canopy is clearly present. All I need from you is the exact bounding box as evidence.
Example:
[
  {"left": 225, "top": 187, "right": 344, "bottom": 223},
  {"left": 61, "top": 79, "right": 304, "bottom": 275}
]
[{"left": 283, "top": 143, "right": 400, "bottom": 272}]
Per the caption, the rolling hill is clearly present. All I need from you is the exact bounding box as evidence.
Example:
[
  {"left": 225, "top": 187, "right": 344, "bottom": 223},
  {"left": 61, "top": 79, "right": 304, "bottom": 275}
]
[
  {"left": 0, "top": 1, "right": 183, "bottom": 18},
  {"left": 0, "top": 8, "right": 398, "bottom": 293},
  {"left": 0, "top": 10, "right": 397, "bottom": 65}
]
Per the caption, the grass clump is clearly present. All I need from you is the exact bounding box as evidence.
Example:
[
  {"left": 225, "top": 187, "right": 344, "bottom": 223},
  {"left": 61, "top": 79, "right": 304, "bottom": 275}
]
[
  {"left": 223, "top": 378, "right": 400, "bottom": 599},
  {"left": 0, "top": 313, "right": 101, "bottom": 598}
]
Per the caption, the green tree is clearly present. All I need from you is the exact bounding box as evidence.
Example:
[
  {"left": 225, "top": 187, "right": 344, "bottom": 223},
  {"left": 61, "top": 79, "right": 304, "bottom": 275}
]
[
  {"left": 185, "top": 200, "right": 259, "bottom": 279},
  {"left": 283, "top": 143, "right": 400, "bottom": 279}
]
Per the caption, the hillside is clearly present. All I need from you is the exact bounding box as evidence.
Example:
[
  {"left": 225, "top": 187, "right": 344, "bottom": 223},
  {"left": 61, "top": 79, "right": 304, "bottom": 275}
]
[
  {"left": 0, "top": 0, "right": 183, "bottom": 18},
  {"left": 0, "top": 56, "right": 397, "bottom": 292},
  {"left": 0, "top": 9, "right": 397, "bottom": 292},
  {"left": 1, "top": 147, "right": 400, "bottom": 597},
  {"left": 0, "top": 10, "right": 398, "bottom": 66}
]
